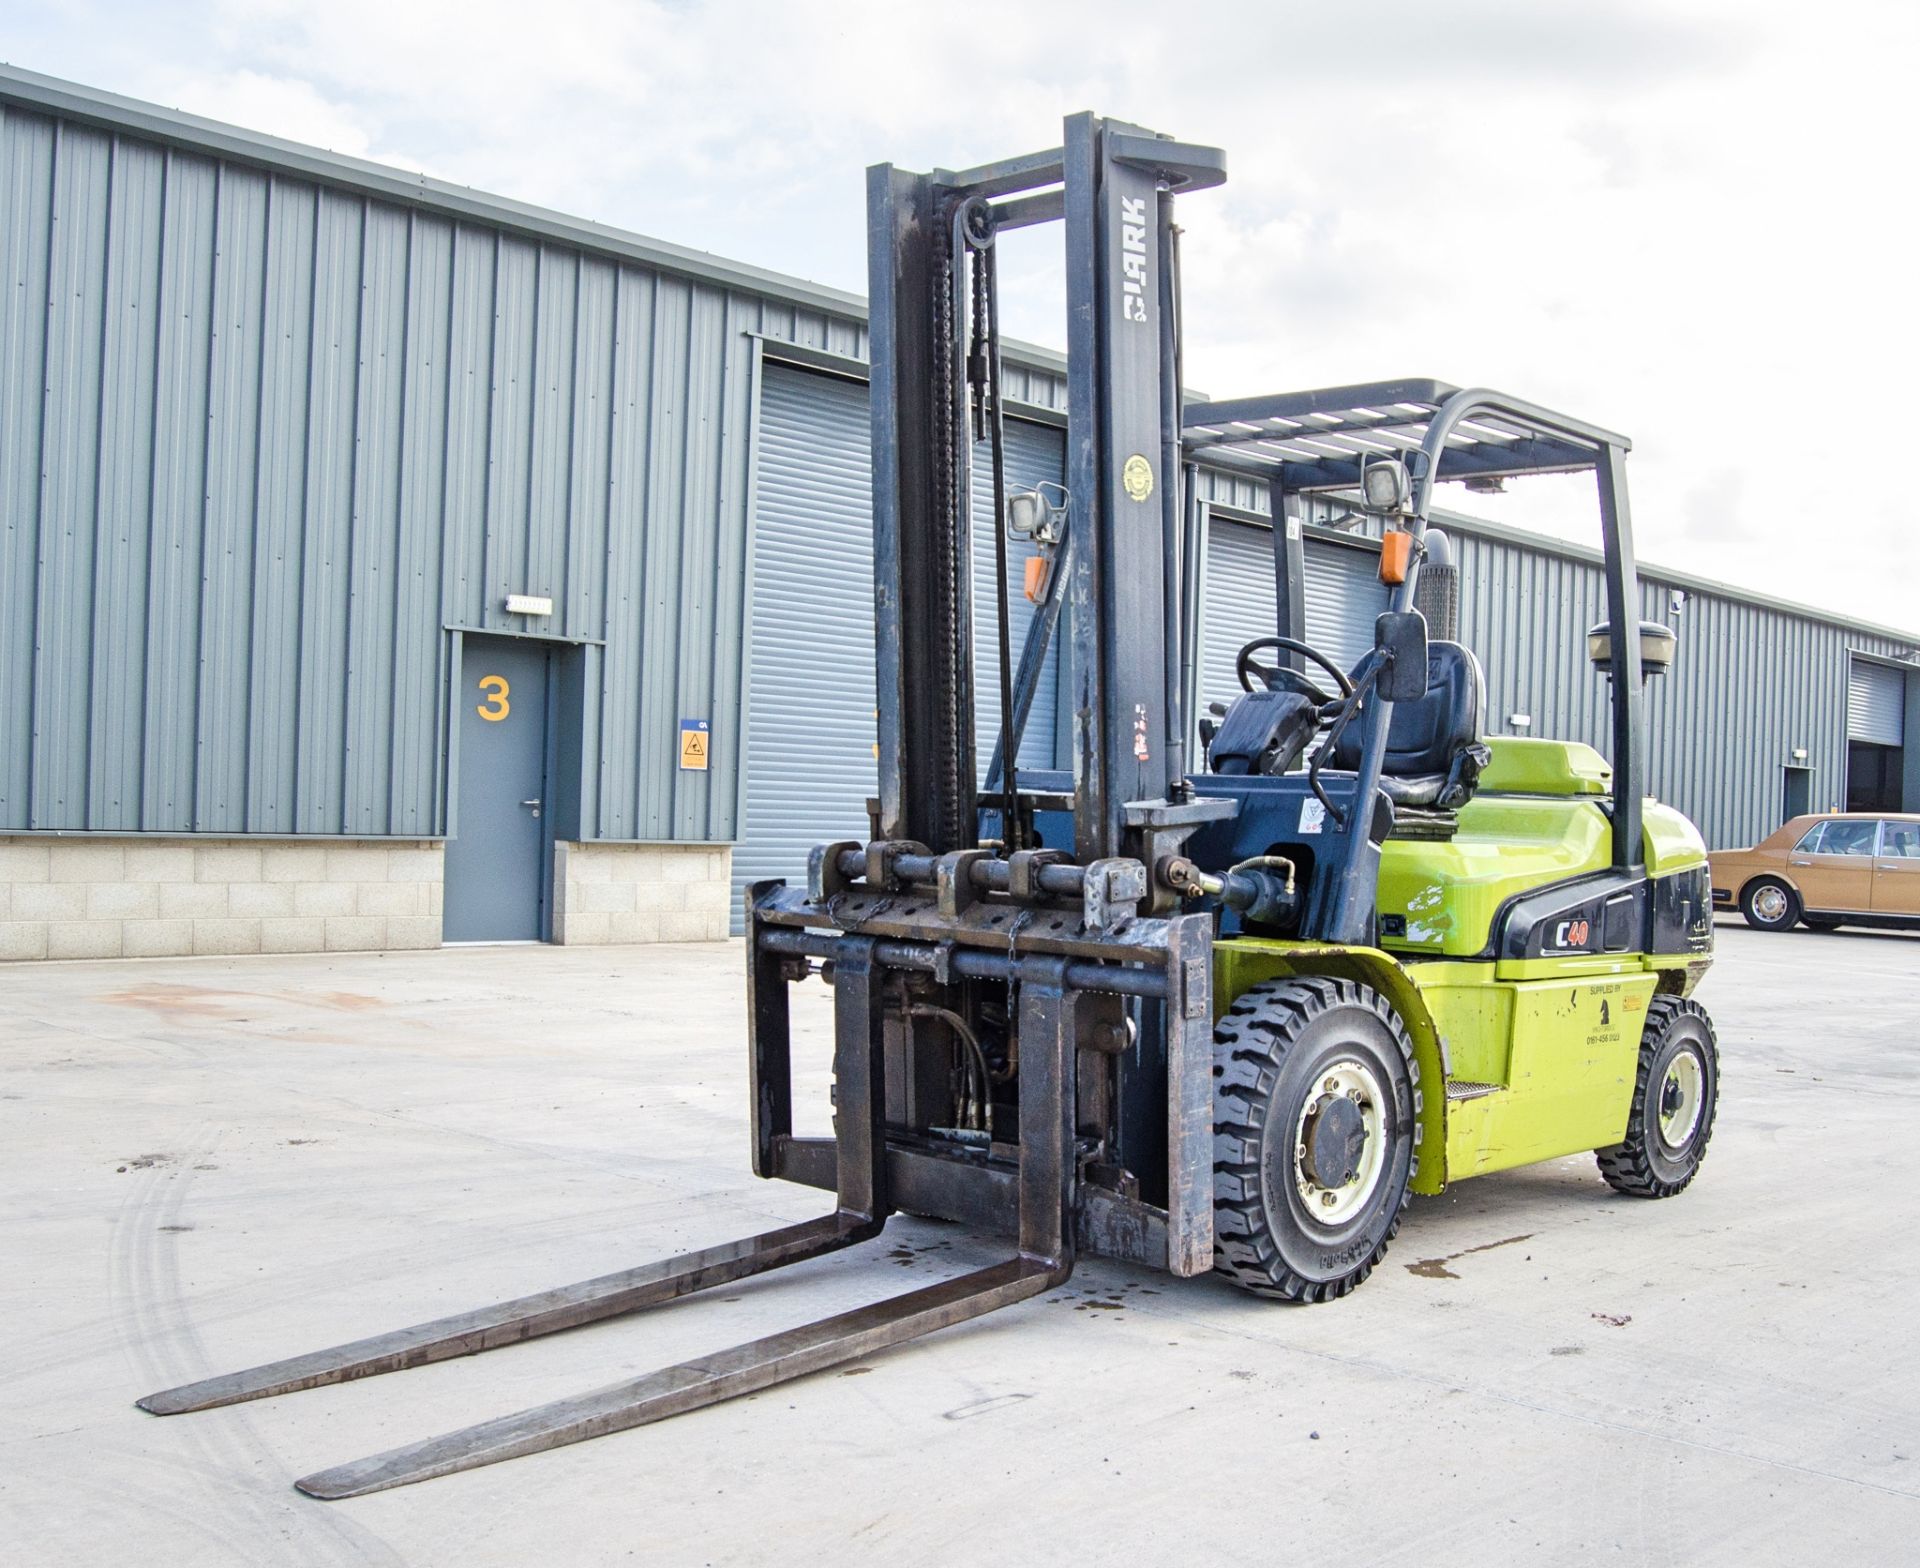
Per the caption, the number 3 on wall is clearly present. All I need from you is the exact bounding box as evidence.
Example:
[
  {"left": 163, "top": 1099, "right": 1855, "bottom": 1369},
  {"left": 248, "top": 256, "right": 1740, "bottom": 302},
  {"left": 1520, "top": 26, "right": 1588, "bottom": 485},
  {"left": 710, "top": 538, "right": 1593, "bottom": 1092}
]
[{"left": 476, "top": 675, "right": 510, "bottom": 722}]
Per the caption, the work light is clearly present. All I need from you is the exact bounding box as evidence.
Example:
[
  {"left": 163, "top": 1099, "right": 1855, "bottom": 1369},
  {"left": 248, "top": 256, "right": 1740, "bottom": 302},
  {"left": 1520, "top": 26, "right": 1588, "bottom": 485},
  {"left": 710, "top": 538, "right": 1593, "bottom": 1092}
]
[{"left": 1360, "top": 457, "right": 1411, "bottom": 513}]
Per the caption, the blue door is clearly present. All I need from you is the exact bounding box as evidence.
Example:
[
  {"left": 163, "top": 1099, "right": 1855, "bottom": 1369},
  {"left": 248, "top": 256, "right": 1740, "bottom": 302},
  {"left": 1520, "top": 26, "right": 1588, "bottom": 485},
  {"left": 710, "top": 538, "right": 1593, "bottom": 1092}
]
[{"left": 445, "top": 636, "right": 551, "bottom": 941}]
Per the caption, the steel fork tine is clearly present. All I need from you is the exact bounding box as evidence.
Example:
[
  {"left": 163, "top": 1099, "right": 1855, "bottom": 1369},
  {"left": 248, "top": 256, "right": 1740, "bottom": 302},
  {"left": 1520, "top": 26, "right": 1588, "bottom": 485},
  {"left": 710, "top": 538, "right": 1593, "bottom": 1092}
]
[
  {"left": 137, "top": 1213, "right": 868, "bottom": 1416},
  {"left": 296, "top": 1257, "right": 1060, "bottom": 1499},
  {"left": 295, "top": 953, "right": 1081, "bottom": 1500}
]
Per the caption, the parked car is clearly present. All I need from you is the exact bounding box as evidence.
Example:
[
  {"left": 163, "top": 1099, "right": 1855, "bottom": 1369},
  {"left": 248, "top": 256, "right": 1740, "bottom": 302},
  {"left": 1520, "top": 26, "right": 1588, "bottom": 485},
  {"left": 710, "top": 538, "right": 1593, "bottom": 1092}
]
[{"left": 1710, "top": 812, "right": 1920, "bottom": 931}]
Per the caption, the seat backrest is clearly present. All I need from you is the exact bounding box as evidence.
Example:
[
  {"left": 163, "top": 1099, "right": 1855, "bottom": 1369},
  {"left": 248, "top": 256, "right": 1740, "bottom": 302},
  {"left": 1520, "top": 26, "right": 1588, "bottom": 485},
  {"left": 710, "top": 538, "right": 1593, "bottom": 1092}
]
[{"left": 1332, "top": 640, "right": 1485, "bottom": 776}]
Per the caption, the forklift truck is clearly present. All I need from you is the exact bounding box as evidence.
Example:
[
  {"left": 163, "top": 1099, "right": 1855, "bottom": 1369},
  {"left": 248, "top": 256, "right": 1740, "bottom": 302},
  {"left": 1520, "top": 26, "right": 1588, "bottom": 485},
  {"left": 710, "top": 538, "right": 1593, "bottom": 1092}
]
[{"left": 139, "top": 114, "right": 1719, "bottom": 1495}]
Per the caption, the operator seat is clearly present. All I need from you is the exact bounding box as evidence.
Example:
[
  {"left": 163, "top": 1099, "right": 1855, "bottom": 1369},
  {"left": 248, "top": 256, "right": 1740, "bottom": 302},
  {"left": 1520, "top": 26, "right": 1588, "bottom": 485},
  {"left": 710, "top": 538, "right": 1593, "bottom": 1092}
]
[{"left": 1332, "top": 640, "right": 1491, "bottom": 810}]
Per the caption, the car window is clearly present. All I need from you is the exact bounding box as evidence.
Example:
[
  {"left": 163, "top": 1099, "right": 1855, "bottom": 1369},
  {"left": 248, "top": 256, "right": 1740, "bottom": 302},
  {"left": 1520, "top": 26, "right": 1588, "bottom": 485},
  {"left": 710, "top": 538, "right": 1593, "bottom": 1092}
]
[
  {"left": 1881, "top": 822, "right": 1920, "bottom": 860},
  {"left": 1792, "top": 823, "right": 1826, "bottom": 853},
  {"left": 1816, "top": 819, "right": 1878, "bottom": 856}
]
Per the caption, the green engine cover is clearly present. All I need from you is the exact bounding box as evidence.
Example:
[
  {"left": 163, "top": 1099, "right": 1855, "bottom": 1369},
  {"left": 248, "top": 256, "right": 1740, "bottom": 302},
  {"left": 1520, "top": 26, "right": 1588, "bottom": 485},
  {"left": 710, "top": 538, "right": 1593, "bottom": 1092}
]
[{"left": 1374, "top": 738, "right": 1708, "bottom": 958}]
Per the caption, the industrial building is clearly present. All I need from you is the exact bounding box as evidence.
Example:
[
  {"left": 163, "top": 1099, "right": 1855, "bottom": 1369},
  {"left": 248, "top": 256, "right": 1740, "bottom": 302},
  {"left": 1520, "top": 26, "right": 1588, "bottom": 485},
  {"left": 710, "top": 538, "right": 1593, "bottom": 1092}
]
[{"left": 2, "top": 64, "right": 1917, "bottom": 962}]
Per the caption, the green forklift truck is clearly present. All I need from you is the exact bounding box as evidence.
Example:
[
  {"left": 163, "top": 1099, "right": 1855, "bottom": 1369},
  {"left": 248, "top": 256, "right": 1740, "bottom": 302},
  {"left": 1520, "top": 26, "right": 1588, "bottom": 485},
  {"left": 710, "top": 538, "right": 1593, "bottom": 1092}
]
[
  {"left": 139, "top": 113, "right": 1719, "bottom": 1495},
  {"left": 1180, "top": 380, "right": 1718, "bottom": 1299}
]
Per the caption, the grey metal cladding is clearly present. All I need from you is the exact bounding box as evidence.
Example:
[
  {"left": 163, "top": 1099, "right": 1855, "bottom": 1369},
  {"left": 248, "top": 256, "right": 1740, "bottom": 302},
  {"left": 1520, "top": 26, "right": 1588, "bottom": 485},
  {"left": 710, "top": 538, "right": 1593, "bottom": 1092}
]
[
  {"left": 4, "top": 93, "right": 1063, "bottom": 841},
  {"left": 1194, "top": 468, "right": 1918, "bottom": 851},
  {"left": 732, "top": 363, "right": 1068, "bottom": 929},
  {"left": 6, "top": 68, "right": 1911, "bottom": 855},
  {"left": 1445, "top": 525, "right": 1914, "bottom": 849}
]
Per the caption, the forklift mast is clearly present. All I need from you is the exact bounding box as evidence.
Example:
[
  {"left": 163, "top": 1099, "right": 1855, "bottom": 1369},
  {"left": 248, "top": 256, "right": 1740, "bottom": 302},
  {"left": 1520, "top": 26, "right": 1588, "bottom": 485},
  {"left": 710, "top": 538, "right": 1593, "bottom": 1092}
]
[{"left": 867, "top": 114, "right": 1225, "bottom": 865}]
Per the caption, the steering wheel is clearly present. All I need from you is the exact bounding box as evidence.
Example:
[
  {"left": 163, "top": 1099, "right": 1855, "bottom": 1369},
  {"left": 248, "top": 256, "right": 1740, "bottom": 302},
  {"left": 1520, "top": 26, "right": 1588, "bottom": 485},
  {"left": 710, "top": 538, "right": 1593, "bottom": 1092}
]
[{"left": 1236, "top": 636, "right": 1354, "bottom": 705}]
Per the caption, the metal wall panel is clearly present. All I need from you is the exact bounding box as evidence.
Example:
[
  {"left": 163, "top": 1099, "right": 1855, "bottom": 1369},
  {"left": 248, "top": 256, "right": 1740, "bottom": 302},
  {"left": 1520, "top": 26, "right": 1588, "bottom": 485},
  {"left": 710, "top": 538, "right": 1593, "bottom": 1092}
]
[
  {"left": 1848, "top": 659, "right": 1906, "bottom": 746},
  {"left": 1194, "top": 469, "right": 1918, "bottom": 850},
  {"left": 4, "top": 70, "right": 1912, "bottom": 867},
  {"left": 0, "top": 91, "right": 1073, "bottom": 842},
  {"left": 1440, "top": 521, "right": 1916, "bottom": 849},
  {"left": 732, "top": 364, "right": 1066, "bottom": 927}
]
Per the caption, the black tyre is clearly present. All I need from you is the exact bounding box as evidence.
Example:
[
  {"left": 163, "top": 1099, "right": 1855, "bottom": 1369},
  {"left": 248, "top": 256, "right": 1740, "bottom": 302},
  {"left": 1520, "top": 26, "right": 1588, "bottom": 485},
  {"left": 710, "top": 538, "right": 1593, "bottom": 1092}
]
[
  {"left": 1597, "top": 996, "right": 1719, "bottom": 1198},
  {"left": 1802, "top": 915, "right": 1843, "bottom": 932},
  {"left": 1213, "top": 977, "right": 1421, "bottom": 1302},
  {"left": 1739, "top": 877, "right": 1799, "bottom": 931}
]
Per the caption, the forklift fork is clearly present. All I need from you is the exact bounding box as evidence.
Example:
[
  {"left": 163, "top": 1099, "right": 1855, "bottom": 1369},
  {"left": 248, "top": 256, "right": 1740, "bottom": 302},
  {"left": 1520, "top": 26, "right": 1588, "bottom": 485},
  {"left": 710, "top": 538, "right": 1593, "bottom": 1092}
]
[{"left": 136, "top": 937, "right": 1081, "bottom": 1498}]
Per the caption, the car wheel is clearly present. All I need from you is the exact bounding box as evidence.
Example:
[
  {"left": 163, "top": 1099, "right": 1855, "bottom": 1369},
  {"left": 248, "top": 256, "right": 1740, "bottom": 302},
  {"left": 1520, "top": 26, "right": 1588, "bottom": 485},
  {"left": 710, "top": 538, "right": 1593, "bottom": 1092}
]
[{"left": 1739, "top": 877, "right": 1799, "bottom": 931}]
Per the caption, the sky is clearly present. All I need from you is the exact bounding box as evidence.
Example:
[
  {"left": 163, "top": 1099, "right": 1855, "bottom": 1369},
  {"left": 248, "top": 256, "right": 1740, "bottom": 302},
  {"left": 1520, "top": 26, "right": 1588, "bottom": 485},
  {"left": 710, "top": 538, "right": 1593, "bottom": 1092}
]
[{"left": 5, "top": 0, "right": 1918, "bottom": 635}]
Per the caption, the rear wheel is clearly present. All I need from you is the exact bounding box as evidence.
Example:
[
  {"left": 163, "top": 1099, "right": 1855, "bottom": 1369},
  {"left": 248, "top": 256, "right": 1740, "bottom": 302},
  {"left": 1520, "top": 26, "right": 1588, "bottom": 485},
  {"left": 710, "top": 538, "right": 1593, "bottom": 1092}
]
[
  {"left": 1597, "top": 997, "right": 1719, "bottom": 1198},
  {"left": 1740, "top": 877, "right": 1799, "bottom": 931},
  {"left": 1213, "top": 978, "right": 1420, "bottom": 1302}
]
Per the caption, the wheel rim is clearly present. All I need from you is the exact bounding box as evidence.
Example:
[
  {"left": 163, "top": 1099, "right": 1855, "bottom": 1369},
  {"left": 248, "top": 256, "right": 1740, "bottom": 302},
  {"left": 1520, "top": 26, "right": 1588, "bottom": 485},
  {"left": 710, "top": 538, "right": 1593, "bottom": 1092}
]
[
  {"left": 1657, "top": 1050, "right": 1705, "bottom": 1150},
  {"left": 1291, "top": 1059, "right": 1388, "bottom": 1225},
  {"left": 1752, "top": 885, "right": 1789, "bottom": 923}
]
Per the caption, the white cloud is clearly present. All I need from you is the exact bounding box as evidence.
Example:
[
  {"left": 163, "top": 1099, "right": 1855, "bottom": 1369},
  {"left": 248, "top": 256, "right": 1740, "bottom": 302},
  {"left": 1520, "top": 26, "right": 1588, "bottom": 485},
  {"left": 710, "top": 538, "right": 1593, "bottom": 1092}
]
[{"left": 7, "top": 0, "right": 1917, "bottom": 628}]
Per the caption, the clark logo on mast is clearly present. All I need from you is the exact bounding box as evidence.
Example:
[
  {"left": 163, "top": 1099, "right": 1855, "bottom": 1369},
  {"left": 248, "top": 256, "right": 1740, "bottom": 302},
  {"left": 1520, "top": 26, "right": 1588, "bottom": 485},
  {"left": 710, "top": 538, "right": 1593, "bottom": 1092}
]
[{"left": 1120, "top": 196, "right": 1149, "bottom": 323}]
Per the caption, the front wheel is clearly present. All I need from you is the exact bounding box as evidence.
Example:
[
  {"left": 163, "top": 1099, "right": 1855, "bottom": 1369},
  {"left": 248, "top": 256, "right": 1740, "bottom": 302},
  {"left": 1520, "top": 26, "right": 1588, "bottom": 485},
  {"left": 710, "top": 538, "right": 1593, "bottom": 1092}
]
[
  {"left": 1213, "top": 978, "right": 1421, "bottom": 1302},
  {"left": 1597, "top": 996, "right": 1719, "bottom": 1198},
  {"left": 1740, "top": 877, "right": 1799, "bottom": 931}
]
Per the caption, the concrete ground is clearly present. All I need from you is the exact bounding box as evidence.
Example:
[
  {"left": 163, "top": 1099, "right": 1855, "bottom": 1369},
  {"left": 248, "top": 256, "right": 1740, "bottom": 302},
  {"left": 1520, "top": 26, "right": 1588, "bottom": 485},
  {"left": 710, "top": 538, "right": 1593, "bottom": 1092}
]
[{"left": 3, "top": 921, "right": 1918, "bottom": 1567}]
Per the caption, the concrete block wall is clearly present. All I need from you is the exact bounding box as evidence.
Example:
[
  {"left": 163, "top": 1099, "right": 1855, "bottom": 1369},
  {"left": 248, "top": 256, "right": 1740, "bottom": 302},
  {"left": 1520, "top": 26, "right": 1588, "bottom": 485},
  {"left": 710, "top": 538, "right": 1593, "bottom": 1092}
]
[
  {"left": 551, "top": 843, "right": 731, "bottom": 944},
  {"left": 0, "top": 839, "right": 443, "bottom": 962}
]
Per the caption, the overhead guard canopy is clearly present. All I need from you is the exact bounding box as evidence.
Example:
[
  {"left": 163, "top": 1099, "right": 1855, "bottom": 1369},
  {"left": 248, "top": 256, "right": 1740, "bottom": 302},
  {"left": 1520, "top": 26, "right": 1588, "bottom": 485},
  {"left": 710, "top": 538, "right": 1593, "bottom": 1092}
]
[{"left": 1183, "top": 378, "right": 1630, "bottom": 492}]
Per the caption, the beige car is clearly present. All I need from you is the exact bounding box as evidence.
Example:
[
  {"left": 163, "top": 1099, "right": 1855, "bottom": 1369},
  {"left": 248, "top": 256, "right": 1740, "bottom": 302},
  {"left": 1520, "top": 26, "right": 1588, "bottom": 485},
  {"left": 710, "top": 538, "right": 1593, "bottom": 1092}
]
[{"left": 1710, "top": 812, "right": 1920, "bottom": 931}]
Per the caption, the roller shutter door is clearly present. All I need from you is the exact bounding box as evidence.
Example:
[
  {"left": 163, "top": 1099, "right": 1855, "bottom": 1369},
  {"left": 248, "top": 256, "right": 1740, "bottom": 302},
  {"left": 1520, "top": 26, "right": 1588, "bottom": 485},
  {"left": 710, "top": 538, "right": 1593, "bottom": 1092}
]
[
  {"left": 1848, "top": 657, "right": 1906, "bottom": 746},
  {"left": 1304, "top": 537, "right": 1389, "bottom": 670},
  {"left": 971, "top": 418, "right": 1068, "bottom": 773},
  {"left": 1200, "top": 516, "right": 1387, "bottom": 716},
  {"left": 734, "top": 364, "right": 1063, "bottom": 928},
  {"left": 735, "top": 367, "right": 877, "bottom": 933},
  {"left": 1200, "top": 518, "right": 1282, "bottom": 717}
]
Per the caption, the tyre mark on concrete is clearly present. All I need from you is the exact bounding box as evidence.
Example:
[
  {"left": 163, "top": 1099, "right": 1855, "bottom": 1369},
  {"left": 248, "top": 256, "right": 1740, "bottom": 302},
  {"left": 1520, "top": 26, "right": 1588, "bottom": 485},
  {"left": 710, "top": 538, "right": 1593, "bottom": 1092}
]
[{"left": 110, "top": 1121, "right": 406, "bottom": 1566}]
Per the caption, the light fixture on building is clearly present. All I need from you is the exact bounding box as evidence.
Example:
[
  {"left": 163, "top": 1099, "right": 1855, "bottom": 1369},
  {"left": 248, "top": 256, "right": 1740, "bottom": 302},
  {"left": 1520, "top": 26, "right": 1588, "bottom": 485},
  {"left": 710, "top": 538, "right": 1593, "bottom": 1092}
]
[
  {"left": 1670, "top": 589, "right": 1687, "bottom": 614},
  {"left": 1508, "top": 712, "right": 1532, "bottom": 730},
  {"left": 504, "top": 594, "right": 554, "bottom": 617},
  {"left": 1792, "top": 747, "right": 1809, "bottom": 761}
]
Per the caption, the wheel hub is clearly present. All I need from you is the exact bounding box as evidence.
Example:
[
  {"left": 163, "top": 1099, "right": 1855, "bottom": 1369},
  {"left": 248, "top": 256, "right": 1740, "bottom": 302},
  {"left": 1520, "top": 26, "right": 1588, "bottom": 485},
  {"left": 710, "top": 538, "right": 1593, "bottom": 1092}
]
[
  {"left": 1305, "top": 1095, "right": 1367, "bottom": 1187},
  {"left": 1753, "top": 885, "right": 1788, "bottom": 923},
  {"left": 1657, "top": 1050, "right": 1705, "bottom": 1149},
  {"left": 1291, "top": 1060, "right": 1388, "bottom": 1225}
]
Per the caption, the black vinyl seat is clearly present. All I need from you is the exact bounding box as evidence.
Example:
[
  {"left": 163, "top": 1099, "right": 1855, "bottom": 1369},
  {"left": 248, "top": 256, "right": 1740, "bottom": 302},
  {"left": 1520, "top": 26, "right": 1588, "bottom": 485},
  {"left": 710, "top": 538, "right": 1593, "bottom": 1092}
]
[{"left": 1332, "top": 640, "right": 1490, "bottom": 810}]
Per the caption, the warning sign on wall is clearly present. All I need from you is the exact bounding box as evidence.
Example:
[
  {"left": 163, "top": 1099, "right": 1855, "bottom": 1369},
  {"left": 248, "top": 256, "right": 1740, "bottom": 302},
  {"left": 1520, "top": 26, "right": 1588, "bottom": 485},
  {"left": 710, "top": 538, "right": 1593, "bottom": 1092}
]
[{"left": 679, "top": 719, "right": 709, "bottom": 771}]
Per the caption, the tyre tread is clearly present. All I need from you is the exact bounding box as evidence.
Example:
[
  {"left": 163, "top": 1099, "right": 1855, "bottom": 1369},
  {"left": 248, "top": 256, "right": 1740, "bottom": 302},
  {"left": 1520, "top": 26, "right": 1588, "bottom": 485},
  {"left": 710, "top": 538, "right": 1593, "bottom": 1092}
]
[
  {"left": 1596, "top": 996, "right": 1719, "bottom": 1198},
  {"left": 1212, "top": 977, "right": 1421, "bottom": 1303}
]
